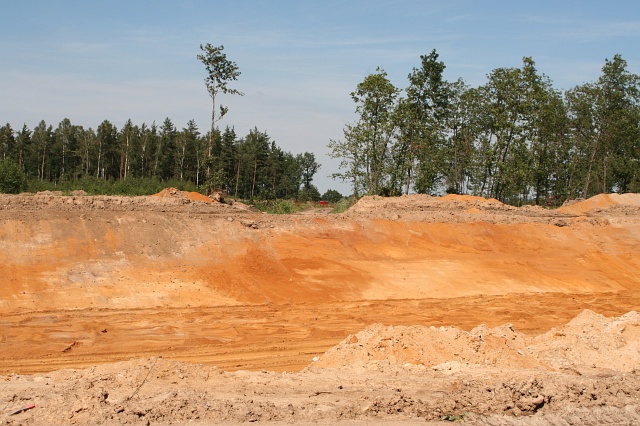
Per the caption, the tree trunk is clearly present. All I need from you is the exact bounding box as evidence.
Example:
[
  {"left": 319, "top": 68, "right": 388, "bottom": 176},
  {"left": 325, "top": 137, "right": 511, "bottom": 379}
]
[
  {"left": 40, "top": 141, "right": 47, "bottom": 181},
  {"left": 207, "top": 94, "right": 215, "bottom": 178},
  {"left": 196, "top": 157, "right": 200, "bottom": 187},
  {"left": 235, "top": 161, "right": 240, "bottom": 197},
  {"left": 583, "top": 138, "right": 598, "bottom": 197},
  {"left": 140, "top": 141, "right": 146, "bottom": 178},
  {"left": 251, "top": 159, "right": 257, "bottom": 198},
  {"left": 96, "top": 139, "right": 102, "bottom": 179},
  {"left": 61, "top": 136, "right": 66, "bottom": 179},
  {"left": 124, "top": 134, "right": 130, "bottom": 180},
  {"left": 180, "top": 145, "right": 185, "bottom": 181},
  {"left": 603, "top": 155, "right": 608, "bottom": 193}
]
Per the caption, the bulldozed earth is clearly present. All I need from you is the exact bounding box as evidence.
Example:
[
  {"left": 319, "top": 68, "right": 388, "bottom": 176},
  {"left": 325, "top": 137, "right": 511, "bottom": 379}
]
[{"left": 1, "top": 191, "right": 640, "bottom": 424}]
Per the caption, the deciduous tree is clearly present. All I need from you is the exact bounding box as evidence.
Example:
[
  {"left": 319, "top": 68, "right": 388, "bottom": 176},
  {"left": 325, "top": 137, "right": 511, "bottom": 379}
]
[
  {"left": 329, "top": 68, "right": 398, "bottom": 196},
  {"left": 197, "top": 43, "right": 243, "bottom": 179}
]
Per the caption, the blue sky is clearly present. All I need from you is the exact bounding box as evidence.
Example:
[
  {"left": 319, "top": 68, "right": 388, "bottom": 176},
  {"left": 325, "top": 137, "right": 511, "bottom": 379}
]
[{"left": 1, "top": 1, "right": 639, "bottom": 193}]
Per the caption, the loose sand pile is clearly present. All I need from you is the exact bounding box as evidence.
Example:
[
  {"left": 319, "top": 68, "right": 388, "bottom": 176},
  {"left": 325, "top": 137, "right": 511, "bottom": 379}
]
[
  {"left": 153, "top": 187, "right": 214, "bottom": 203},
  {"left": 558, "top": 193, "right": 640, "bottom": 215},
  {"left": 347, "top": 193, "right": 510, "bottom": 218},
  {"left": 2, "top": 311, "right": 640, "bottom": 425},
  {"left": 312, "top": 310, "right": 640, "bottom": 374}
]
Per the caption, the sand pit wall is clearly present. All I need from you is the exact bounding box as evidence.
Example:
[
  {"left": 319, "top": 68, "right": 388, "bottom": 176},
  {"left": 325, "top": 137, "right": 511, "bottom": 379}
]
[{"left": 2, "top": 199, "right": 640, "bottom": 312}]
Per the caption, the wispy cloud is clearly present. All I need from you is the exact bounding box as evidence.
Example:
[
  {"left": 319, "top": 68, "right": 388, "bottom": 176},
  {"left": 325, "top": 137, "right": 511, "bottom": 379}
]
[{"left": 556, "top": 21, "right": 640, "bottom": 41}]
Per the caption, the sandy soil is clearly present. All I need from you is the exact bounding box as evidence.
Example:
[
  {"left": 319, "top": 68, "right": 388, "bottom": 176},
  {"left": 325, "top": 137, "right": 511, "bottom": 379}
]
[{"left": 1, "top": 191, "right": 640, "bottom": 424}]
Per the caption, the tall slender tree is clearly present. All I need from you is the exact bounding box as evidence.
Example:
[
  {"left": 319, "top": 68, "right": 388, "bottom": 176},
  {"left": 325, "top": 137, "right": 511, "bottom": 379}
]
[
  {"left": 297, "top": 152, "right": 320, "bottom": 190},
  {"left": 140, "top": 122, "right": 158, "bottom": 178},
  {"left": 15, "top": 125, "right": 31, "bottom": 170},
  {"left": 0, "top": 124, "right": 16, "bottom": 162},
  {"left": 118, "top": 119, "right": 138, "bottom": 180},
  {"left": 197, "top": 43, "right": 243, "bottom": 180},
  {"left": 158, "top": 118, "right": 177, "bottom": 180},
  {"left": 53, "top": 118, "right": 79, "bottom": 180},
  {"left": 405, "top": 50, "right": 452, "bottom": 194},
  {"left": 76, "top": 126, "right": 96, "bottom": 177},
  {"left": 329, "top": 68, "right": 398, "bottom": 196},
  {"left": 96, "top": 120, "right": 117, "bottom": 180},
  {"left": 217, "top": 126, "right": 237, "bottom": 193},
  {"left": 31, "top": 120, "right": 53, "bottom": 181}
]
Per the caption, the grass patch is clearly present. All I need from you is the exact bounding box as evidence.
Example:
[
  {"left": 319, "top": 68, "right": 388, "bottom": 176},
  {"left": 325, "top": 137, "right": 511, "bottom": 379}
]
[
  {"left": 26, "top": 177, "right": 200, "bottom": 196},
  {"left": 251, "top": 199, "right": 301, "bottom": 214},
  {"left": 332, "top": 197, "right": 357, "bottom": 213}
]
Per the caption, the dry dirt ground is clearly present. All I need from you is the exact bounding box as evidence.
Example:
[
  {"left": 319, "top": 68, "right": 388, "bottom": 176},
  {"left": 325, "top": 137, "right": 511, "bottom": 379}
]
[{"left": 1, "top": 190, "right": 640, "bottom": 424}]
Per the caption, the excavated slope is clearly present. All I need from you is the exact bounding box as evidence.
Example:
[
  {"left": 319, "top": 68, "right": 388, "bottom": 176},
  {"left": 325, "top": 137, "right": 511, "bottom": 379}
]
[{"left": 1, "top": 193, "right": 640, "bottom": 374}]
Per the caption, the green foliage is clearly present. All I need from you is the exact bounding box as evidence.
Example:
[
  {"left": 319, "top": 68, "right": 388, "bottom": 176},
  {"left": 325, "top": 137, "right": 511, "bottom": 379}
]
[
  {"left": 25, "top": 177, "right": 197, "bottom": 196},
  {"left": 197, "top": 43, "right": 243, "bottom": 187},
  {"left": 297, "top": 152, "right": 320, "bottom": 190},
  {"left": 7, "top": 116, "right": 312, "bottom": 201},
  {"left": 298, "top": 184, "right": 321, "bottom": 202},
  {"left": 0, "top": 124, "right": 17, "bottom": 164},
  {"left": 442, "top": 411, "right": 469, "bottom": 422},
  {"left": 251, "top": 199, "right": 301, "bottom": 214},
  {"left": 227, "top": 128, "right": 305, "bottom": 200},
  {"left": 0, "top": 159, "right": 27, "bottom": 193},
  {"left": 332, "top": 197, "right": 357, "bottom": 213},
  {"left": 197, "top": 43, "right": 243, "bottom": 99},
  {"left": 321, "top": 189, "right": 343, "bottom": 203},
  {"left": 329, "top": 52, "right": 640, "bottom": 205},
  {"left": 404, "top": 50, "right": 452, "bottom": 195},
  {"left": 329, "top": 68, "right": 399, "bottom": 196}
]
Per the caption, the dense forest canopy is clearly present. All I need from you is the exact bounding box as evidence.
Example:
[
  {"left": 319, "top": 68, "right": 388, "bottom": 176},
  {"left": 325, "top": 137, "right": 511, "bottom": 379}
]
[
  {"left": 329, "top": 52, "right": 640, "bottom": 205},
  {"left": 0, "top": 119, "right": 321, "bottom": 200}
]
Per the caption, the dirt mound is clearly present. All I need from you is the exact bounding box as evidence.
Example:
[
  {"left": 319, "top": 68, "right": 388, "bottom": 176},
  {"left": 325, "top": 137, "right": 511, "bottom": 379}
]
[
  {"left": 311, "top": 322, "right": 537, "bottom": 370},
  {"left": 349, "top": 194, "right": 507, "bottom": 215},
  {"left": 312, "top": 310, "right": 640, "bottom": 374},
  {"left": 0, "top": 193, "right": 240, "bottom": 213},
  {"left": 341, "top": 194, "right": 574, "bottom": 223},
  {"left": 558, "top": 193, "right": 640, "bottom": 215},
  {"left": 153, "top": 187, "right": 213, "bottom": 203},
  {"left": 441, "top": 193, "right": 502, "bottom": 204},
  {"left": 3, "top": 313, "right": 640, "bottom": 425},
  {"left": 534, "top": 309, "right": 640, "bottom": 372}
]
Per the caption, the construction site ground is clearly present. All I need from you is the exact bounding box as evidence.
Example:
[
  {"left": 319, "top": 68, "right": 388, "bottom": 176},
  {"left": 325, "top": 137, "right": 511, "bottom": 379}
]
[{"left": 1, "top": 190, "right": 640, "bottom": 424}]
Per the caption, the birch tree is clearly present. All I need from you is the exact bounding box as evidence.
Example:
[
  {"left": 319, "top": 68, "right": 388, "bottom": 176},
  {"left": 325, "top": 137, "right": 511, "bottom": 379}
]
[{"left": 197, "top": 43, "right": 243, "bottom": 179}]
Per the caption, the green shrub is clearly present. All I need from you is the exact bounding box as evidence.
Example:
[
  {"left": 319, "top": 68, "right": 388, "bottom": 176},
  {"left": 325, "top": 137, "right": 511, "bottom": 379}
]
[
  {"left": 332, "top": 196, "right": 357, "bottom": 213},
  {"left": 298, "top": 185, "right": 321, "bottom": 202},
  {"left": 0, "top": 159, "right": 27, "bottom": 194},
  {"left": 321, "top": 189, "right": 343, "bottom": 203},
  {"left": 24, "top": 176, "right": 203, "bottom": 196},
  {"left": 249, "top": 199, "right": 303, "bottom": 214},
  {"left": 271, "top": 199, "right": 295, "bottom": 214}
]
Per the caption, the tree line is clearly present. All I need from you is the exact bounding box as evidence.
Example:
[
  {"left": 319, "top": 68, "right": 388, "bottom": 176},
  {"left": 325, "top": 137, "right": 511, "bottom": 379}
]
[
  {"left": 0, "top": 43, "right": 328, "bottom": 200},
  {"left": 329, "top": 52, "right": 640, "bottom": 205},
  {"left": 0, "top": 118, "right": 322, "bottom": 200}
]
